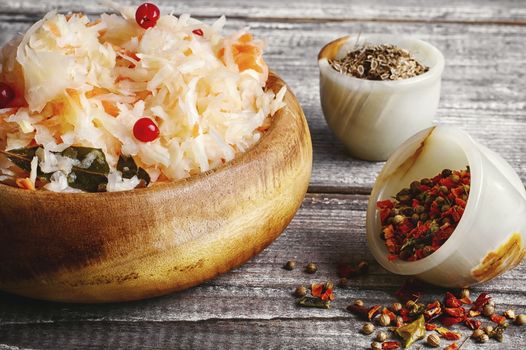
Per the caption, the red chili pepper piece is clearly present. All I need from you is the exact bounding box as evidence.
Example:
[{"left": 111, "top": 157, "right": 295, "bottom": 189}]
[
  {"left": 425, "top": 323, "right": 437, "bottom": 331},
  {"left": 490, "top": 313, "right": 507, "bottom": 325},
  {"left": 444, "top": 307, "right": 466, "bottom": 318},
  {"left": 444, "top": 292, "right": 463, "bottom": 308},
  {"left": 442, "top": 331, "right": 462, "bottom": 340},
  {"left": 382, "top": 307, "right": 396, "bottom": 322},
  {"left": 471, "top": 292, "right": 491, "bottom": 311},
  {"left": 192, "top": 28, "right": 204, "bottom": 36},
  {"left": 465, "top": 318, "right": 481, "bottom": 330},
  {"left": 444, "top": 342, "right": 458, "bottom": 350},
  {"left": 460, "top": 296, "right": 472, "bottom": 305},
  {"left": 441, "top": 316, "right": 465, "bottom": 327},
  {"left": 368, "top": 305, "right": 382, "bottom": 321},
  {"left": 382, "top": 341, "right": 401, "bottom": 350},
  {"left": 135, "top": 3, "right": 161, "bottom": 29}
]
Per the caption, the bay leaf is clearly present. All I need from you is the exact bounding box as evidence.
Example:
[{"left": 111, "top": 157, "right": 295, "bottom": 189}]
[
  {"left": 117, "top": 154, "right": 150, "bottom": 187},
  {"left": 396, "top": 314, "right": 426, "bottom": 348},
  {"left": 1, "top": 147, "right": 39, "bottom": 173}
]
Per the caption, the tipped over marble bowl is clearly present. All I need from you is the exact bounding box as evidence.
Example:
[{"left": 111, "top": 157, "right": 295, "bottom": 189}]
[
  {"left": 318, "top": 34, "right": 445, "bottom": 161},
  {"left": 366, "top": 125, "right": 526, "bottom": 287}
]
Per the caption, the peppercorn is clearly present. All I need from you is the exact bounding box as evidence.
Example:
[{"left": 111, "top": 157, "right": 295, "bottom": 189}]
[
  {"left": 419, "top": 213, "right": 428, "bottom": 221},
  {"left": 324, "top": 281, "right": 334, "bottom": 290},
  {"left": 410, "top": 180, "right": 421, "bottom": 193},
  {"left": 375, "top": 331, "right": 387, "bottom": 342},
  {"left": 471, "top": 329, "right": 485, "bottom": 339},
  {"left": 284, "top": 260, "right": 296, "bottom": 270},
  {"left": 391, "top": 302, "right": 402, "bottom": 313},
  {"left": 357, "top": 260, "right": 369, "bottom": 273},
  {"left": 305, "top": 262, "right": 317, "bottom": 274},
  {"left": 338, "top": 277, "right": 349, "bottom": 287},
  {"left": 478, "top": 334, "right": 489, "bottom": 343},
  {"left": 393, "top": 215, "right": 404, "bottom": 225},
  {"left": 441, "top": 169, "right": 452, "bottom": 177},
  {"left": 515, "top": 314, "right": 526, "bottom": 325},
  {"left": 504, "top": 309, "right": 516, "bottom": 320},
  {"left": 378, "top": 314, "right": 391, "bottom": 327},
  {"left": 460, "top": 288, "right": 470, "bottom": 299},
  {"left": 411, "top": 213, "right": 420, "bottom": 223},
  {"left": 483, "top": 325, "right": 494, "bottom": 335},
  {"left": 362, "top": 322, "right": 375, "bottom": 335},
  {"left": 421, "top": 178, "right": 432, "bottom": 186},
  {"left": 415, "top": 205, "right": 425, "bottom": 214},
  {"left": 294, "top": 285, "right": 307, "bottom": 297},
  {"left": 371, "top": 341, "right": 382, "bottom": 350},
  {"left": 401, "top": 207, "right": 413, "bottom": 216},
  {"left": 483, "top": 304, "right": 495, "bottom": 317},
  {"left": 435, "top": 196, "right": 445, "bottom": 204},
  {"left": 439, "top": 185, "right": 449, "bottom": 194},
  {"left": 426, "top": 333, "right": 440, "bottom": 348},
  {"left": 450, "top": 174, "right": 460, "bottom": 183}
]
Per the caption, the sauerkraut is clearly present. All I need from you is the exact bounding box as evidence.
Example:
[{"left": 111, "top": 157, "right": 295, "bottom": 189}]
[{"left": 0, "top": 2, "right": 286, "bottom": 192}]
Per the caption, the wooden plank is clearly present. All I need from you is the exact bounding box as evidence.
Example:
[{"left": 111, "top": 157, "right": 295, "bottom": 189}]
[
  {"left": 0, "top": 19, "right": 524, "bottom": 192},
  {"left": 0, "top": 194, "right": 525, "bottom": 349},
  {"left": 1, "top": 0, "right": 526, "bottom": 24}
]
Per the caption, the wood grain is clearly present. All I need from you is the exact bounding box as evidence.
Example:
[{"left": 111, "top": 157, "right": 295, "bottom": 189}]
[{"left": 0, "top": 73, "right": 312, "bottom": 302}]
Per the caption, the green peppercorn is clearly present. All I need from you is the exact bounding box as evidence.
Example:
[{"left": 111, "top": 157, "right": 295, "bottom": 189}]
[
  {"left": 441, "top": 204, "right": 451, "bottom": 212},
  {"left": 439, "top": 185, "right": 449, "bottom": 194},
  {"left": 305, "top": 262, "right": 317, "bottom": 274},
  {"left": 411, "top": 213, "right": 420, "bottom": 223},
  {"left": 284, "top": 260, "right": 296, "bottom": 270},
  {"left": 450, "top": 174, "right": 460, "bottom": 183}
]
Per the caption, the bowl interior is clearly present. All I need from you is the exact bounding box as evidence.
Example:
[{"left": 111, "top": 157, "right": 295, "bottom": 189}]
[{"left": 367, "top": 126, "right": 481, "bottom": 275}]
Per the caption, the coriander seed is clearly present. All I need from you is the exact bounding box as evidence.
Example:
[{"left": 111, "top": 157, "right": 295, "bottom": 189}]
[
  {"left": 460, "top": 288, "right": 470, "bottom": 299},
  {"left": 391, "top": 302, "right": 402, "bottom": 312},
  {"left": 357, "top": 260, "right": 369, "bottom": 273},
  {"left": 478, "top": 334, "right": 489, "bottom": 343},
  {"left": 471, "top": 329, "right": 484, "bottom": 339},
  {"left": 378, "top": 314, "right": 391, "bottom": 327},
  {"left": 504, "top": 309, "right": 515, "bottom": 320},
  {"left": 483, "top": 325, "right": 494, "bottom": 334},
  {"left": 393, "top": 215, "right": 404, "bottom": 225},
  {"left": 338, "top": 277, "right": 349, "bottom": 287},
  {"left": 515, "top": 314, "right": 526, "bottom": 325},
  {"left": 375, "top": 331, "right": 387, "bottom": 342},
  {"left": 483, "top": 304, "right": 495, "bottom": 317},
  {"left": 362, "top": 322, "right": 375, "bottom": 335},
  {"left": 305, "top": 262, "right": 317, "bottom": 274},
  {"left": 354, "top": 299, "right": 364, "bottom": 307},
  {"left": 284, "top": 260, "right": 296, "bottom": 270},
  {"left": 294, "top": 285, "right": 307, "bottom": 297},
  {"left": 426, "top": 333, "right": 440, "bottom": 348},
  {"left": 371, "top": 341, "right": 382, "bottom": 350}
]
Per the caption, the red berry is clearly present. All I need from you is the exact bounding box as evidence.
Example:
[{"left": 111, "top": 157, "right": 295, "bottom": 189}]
[
  {"left": 133, "top": 117, "right": 160, "bottom": 142},
  {"left": 192, "top": 28, "right": 204, "bottom": 36},
  {"left": 0, "top": 83, "right": 15, "bottom": 108},
  {"left": 135, "top": 3, "right": 160, "bottom": 29}
]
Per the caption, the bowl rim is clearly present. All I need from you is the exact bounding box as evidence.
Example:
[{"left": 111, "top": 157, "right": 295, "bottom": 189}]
[
  {"left": 318, "top": 33, "right": 445, "bottom": 88},
  {"left": 0, "top": 72, "right": 290, "bottom": 198},
  {"left": 366, "top": 125, "right": 484, "bottom": 275}
]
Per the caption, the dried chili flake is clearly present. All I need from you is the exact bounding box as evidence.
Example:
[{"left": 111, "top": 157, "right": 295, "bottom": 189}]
[
  {"left": 425, "top": 323, "right": 438, "bottom": 331},
  {"left": 368, "top": 305, "right": 382, "bottom": 321},
  {"left": 465, "top": 318, "right": 481, "bottom": 330},
  {"left": 310, "top": 282, "right": 335, "bottom": 301},
  {"left": 471, "top": 292, "right": 491, "bottom": 311},
  {"left": 460, "top": 296, "right": 472, "bottom": 305},
  {"left": 441, "top": 316, "right": 465, "bottom": 327},
  {"left": 468, "top": 310, "right": 481, "bottom": 318},
  {"left": 382, "top": 341, "right": 401, "bottom": 350},
  {"left": 444, "top": 307, "right": 466, "bottom": 318},
  {"left": 424, "top": 300, "right": 442, "bottom": 321},
  {"left": 490, "top": 313, "right": 507, "bottom": 325},
  {"left": 436, "top": 327, "right": 462, "bottom": 340},
  {"left": 382, "top": 307, "right": 397, "bottom": 322},
  {"left": 377, "top": 168, "right": 470, "bottom": 261},
  {"left": 444, "top": 292, "right": 463, "bottom": 308},
  {"left": 192, "top": 28, "right": 204, "bottom": 36},
  {"left": 444, "top": 342, "right": 458, "bottom": 350}
]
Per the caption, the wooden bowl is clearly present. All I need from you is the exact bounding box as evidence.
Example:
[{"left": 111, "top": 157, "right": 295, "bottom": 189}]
[{"left": 0, "top": 72, "right": 312, "bottom": 303}]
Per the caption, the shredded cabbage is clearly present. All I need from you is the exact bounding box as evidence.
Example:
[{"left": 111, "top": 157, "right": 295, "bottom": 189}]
[{"left": 0, "top": 4, "right": 286, "bottom": 192}]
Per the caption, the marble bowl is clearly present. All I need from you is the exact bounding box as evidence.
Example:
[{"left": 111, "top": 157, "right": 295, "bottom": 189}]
[
  {"left": 366, "top": 126, "right": 526, "bottom": 287},
  {"left": 318, "top": 34, "right": 445, "bottom": 161}
]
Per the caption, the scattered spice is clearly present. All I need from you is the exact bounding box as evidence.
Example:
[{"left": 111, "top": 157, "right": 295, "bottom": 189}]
[
  {"left": 355, "top": 299, "right": 365, "bottom": 307},
  {"left": 371, "top": 341, "right": 382, "bottom": 350},
  {"left": 483, "top": 304, "right": 495, "bottom": 317},
  {"left": 504, "top": 309, "right": 515, "bottom": 320},
  {"left": 483, "top": 325, "right": 494, "bottom": 335},
  {"left": 329, "top": 44, "right": 428, "bottom": 81},
  {"left": 284, "top": 260, "right": 296, "bottom": 271},
  {"left": 391, "top": 302, "right": 403, "bottom": 313},
  {"left": 362, "top": 322, "right": 375, "bottom": 335},
  {"left": 396, "top": 315, "right": 426, "bottom": 348},
  {"left": 443, "top": 342, "right": 458, "bottom": 350},
  {"left": 378, "top": 314, "right": 391, "bottom": 327},
  {"left": 426, "top": 333, "right": 440, "bottom": 348},
  {"left": 294, "top": 285, "right": 307, "bottom": 297},
  {"left": 478, "top": 333, "right": 489, "bottom": 343},
  {"left": 297, "top": 296, "right": 330, "bottom": 309},
  {"left": 305, "top": 262, "right": 318, "bottom": 274},
  {"left": 337, "top": 260, "right": 369, "bottom": 278},
  {"left": 377, "top": 168, "right": 470, "bottom": 261},
  {"left": 435, "top": 327, "right": 461, "bottom": 340},
  {"left": 375, "top": 331, "right": 388, "bottom": 342},
  {"left": 381, "top": 341, "right": 401, "bottom": 350},
  {"left": 311, "top": 281, "right": 335, "bottom": 301},
  {"left": 338, "top": 277, "right": 349, "bottom": 287},
  {"left": 514, "top": 314, "right": 526, "bottom": 325},
  {"left": 471, "top": 329, "right": 484, "bottom": 339}
]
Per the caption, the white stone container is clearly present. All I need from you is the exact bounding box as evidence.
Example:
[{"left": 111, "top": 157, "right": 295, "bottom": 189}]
[
  {"left": 318, "top": 34, "right": 445, "bottom": 161},
  {"left": 366, "top": 126, "right": 526, "bottom": 287}
]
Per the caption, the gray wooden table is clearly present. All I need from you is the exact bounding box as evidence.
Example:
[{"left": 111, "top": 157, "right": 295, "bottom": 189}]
[{"left": 1, "top": 1, "right": 525, "bottom": 349}]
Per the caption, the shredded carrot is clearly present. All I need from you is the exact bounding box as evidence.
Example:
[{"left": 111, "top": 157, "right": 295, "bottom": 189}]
[
  {"left": 86, "top": 87, "right": 111, "bottom": 98},
  {"left": 86, "top": 19, "right": 102, "bottom": 27},
  {"left": 192, "top": 124, "right": 200, "bottom": 137},
  {"left": 47, "top": 22, "right": 61, "bottom": 37},
  {"left": 102, "top": 100, "right": 119, "bottom": 117}
]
